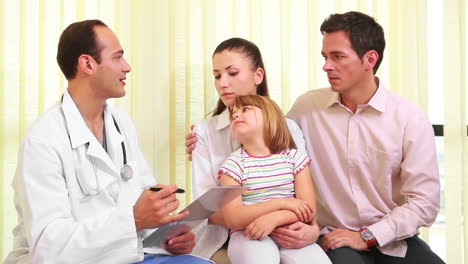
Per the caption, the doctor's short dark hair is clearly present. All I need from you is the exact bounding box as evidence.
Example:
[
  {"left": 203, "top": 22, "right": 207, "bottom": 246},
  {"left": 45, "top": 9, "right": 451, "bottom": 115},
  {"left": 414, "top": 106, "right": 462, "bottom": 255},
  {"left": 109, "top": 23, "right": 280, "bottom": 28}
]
[
  {"left": 320, "top": 11, "right": 386, "bottom": 73},
  {"left": 56, "top": 19, "right": 107, "bottom": 80}
]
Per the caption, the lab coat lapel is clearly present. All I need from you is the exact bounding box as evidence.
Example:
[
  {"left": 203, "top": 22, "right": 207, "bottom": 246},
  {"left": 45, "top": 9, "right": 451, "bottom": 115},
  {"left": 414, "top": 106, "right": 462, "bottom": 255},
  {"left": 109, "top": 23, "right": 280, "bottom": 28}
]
[
  {"left": 85, "top": 140, "right": 119, "bottom": 176},
  {"left": 61, "top": 90, "right": 120, "bottom": 178},
  {"left": 61, "top": 91, "right": 93, "bottom": 149},
  {"left": 104, "top": 107, "right": 125, "bottom": 170}
]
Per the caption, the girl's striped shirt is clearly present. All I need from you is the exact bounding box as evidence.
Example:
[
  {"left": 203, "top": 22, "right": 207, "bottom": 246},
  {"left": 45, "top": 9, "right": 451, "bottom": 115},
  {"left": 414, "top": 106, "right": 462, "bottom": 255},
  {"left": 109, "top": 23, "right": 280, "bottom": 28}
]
[{"left": 218, "top": 148, "right": 311, "bottom": 205}]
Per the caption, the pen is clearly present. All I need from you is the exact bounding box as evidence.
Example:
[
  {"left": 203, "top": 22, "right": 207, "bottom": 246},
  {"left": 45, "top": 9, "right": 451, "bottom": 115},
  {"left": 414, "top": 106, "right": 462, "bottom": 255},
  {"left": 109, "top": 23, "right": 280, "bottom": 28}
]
[{"left": 149, "top": 187, "right": 185, "bottom": 194}]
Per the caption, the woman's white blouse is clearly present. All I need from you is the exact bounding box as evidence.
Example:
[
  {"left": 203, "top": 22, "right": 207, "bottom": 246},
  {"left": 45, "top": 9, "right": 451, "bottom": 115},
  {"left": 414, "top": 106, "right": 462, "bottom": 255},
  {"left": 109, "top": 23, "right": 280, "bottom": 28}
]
[{"left": 191, "top": 109, "right": 306, "bottom": 259}]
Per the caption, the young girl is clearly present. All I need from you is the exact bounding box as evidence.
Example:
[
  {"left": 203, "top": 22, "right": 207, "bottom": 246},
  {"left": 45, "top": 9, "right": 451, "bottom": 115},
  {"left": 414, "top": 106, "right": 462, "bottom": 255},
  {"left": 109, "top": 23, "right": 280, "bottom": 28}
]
[{"left": 219, "top": 95, "right": 327, "bottom": 264}]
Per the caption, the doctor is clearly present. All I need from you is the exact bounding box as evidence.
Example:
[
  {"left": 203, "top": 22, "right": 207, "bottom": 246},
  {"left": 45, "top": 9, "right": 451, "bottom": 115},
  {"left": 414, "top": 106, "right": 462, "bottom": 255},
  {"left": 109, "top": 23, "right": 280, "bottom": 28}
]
[{"left": 5, "top": 20, "right": 211, "bottom": 264}]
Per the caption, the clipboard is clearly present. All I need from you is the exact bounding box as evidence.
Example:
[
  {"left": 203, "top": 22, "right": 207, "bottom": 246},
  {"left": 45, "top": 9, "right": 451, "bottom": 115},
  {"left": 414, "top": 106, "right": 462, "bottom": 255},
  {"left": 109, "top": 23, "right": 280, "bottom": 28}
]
[{"left": 142, "top": 186, "right": 247, "bottom": 247}]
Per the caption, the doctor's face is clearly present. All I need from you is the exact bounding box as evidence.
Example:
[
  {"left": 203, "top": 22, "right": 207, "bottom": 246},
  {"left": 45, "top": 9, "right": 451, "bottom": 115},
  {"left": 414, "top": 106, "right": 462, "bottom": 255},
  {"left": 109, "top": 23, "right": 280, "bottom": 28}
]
[
  {"left": 90, "top": 26, "right": 131, "bottom": 99},
  {"left": 213, "top": 50, "right": 264, "bottom": 107}
]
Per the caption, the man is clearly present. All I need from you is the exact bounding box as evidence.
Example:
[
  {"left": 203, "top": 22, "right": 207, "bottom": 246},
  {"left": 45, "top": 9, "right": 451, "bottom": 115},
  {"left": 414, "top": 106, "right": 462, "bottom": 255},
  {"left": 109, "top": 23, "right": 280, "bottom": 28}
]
[
  {"left": 5, "top": 20, "right": 211, "bottom": 264},
  {"left": 286, "top": 11, "right": 444, "bottom": 263},
  {"left": 186, "top": 11, "right": 444, "bottom": 264}
]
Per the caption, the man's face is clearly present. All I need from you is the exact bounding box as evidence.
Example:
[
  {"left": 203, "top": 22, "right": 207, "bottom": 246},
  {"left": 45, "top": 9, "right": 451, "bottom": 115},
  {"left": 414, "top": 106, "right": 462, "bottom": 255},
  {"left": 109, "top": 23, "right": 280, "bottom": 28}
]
[
  {"left": 321, "top": 31, "right": 368, "bottom": 94},
  {"left": 90, "top": 26, "right": 131, "bottom": 99}
]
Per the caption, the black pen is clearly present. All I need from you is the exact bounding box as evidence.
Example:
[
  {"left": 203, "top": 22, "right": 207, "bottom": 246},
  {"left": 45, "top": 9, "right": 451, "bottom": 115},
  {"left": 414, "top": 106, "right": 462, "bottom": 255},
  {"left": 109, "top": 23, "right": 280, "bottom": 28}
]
[{"left": 150, "top": 187, "right": 185, "bottom": 194}]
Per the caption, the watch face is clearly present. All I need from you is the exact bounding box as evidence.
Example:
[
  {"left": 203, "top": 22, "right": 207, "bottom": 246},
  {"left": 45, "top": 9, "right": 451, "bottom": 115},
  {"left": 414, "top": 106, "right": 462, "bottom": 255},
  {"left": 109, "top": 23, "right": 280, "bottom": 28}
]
[{"left": 361, "top": 229, "right": 374, "bottom": 240}]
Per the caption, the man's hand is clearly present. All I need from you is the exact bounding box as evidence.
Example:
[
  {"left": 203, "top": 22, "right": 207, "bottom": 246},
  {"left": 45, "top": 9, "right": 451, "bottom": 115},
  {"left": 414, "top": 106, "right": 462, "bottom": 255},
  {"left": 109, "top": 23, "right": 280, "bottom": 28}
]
[
  {"left": 244, "top": 214, "right": 278, "bottom": 240},
  {"left": 185, "top": 124, "right": 197, "bottom": 161},
  {"left": 320, "top": 228, "right": 367, "bottom": 251},
  {"left": 271, "top": 221, "right": 320, "bottom": 249},
  {"left": 133, "top": 184, "right": 189, "bottom": 231},
  {"left": 165, "top": 231, "right": 196, "bottom": 255}
]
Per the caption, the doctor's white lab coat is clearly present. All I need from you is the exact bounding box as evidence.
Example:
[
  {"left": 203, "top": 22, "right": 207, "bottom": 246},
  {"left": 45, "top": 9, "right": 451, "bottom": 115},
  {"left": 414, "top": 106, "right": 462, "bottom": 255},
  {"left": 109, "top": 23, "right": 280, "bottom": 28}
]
[{"left": 5, "top": 91, "right": 163, "bottom": 264}]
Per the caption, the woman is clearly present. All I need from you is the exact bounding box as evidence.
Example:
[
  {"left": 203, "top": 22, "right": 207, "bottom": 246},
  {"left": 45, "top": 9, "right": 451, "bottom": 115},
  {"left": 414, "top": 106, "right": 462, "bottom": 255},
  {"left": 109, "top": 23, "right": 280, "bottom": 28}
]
[{"left": 188, "top": 38, "right": 329, "bottom": 263}]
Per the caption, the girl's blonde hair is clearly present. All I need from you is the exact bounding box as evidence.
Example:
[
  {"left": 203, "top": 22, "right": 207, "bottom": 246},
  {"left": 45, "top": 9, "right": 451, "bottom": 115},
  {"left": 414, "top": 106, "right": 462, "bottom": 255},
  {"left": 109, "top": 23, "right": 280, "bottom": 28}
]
[{"left": 230, "top": 95, "right": 296, "bottom": 153}]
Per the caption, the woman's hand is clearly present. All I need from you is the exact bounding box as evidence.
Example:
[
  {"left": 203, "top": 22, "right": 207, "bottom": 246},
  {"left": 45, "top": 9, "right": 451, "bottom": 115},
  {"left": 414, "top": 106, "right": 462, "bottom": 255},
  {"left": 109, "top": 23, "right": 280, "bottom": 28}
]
[
  {"left": 185, "top": 125, "right": 197, "bottom": 161},
  {"left": 271, "top": 221, "right": 320, "bottom": 249}
]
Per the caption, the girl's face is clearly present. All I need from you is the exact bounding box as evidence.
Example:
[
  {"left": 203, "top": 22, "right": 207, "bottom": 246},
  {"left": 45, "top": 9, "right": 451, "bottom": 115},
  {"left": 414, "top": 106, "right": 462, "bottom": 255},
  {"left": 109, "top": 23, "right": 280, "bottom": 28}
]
[
  {"left": 213, "top": 50, "right": 264, "bottom": 107},
  {"left": 230, "top": 104, "right": 264, "bottom": 142}
]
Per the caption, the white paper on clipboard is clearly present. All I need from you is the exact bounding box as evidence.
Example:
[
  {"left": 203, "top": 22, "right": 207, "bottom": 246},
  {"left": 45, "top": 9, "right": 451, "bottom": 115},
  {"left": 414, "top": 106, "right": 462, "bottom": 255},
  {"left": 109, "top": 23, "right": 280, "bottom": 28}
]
[{"left": 142, "top": 186, "right": 247, "bottom": 248}]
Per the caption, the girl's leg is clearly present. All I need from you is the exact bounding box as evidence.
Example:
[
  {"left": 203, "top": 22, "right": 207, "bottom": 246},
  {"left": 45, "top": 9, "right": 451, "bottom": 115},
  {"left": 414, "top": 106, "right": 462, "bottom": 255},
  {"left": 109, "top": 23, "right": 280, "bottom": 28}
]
[
  {"left": 280, "top": 243, "right": 332, "bottom": 264},
  {"left": 228, "top": 232, "right": 280, "bottom": 264}
]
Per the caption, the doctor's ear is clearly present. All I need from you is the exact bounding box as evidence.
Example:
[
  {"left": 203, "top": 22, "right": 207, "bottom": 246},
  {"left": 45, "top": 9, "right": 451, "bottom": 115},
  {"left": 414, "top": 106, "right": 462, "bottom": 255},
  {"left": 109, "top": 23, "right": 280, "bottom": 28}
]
[{"left": 77, "top": 55, "right": 95, "bottom": 75}]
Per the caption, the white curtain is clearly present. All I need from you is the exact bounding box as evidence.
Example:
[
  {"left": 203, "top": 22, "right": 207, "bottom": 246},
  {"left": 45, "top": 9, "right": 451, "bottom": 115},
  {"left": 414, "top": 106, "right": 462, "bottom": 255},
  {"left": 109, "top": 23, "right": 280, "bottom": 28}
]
[
  {"left": 0, "top": 0, "right": 465, "bottom": 262},
  {"left": 444, "top": 0, "right": 467, "bottom": 263}
]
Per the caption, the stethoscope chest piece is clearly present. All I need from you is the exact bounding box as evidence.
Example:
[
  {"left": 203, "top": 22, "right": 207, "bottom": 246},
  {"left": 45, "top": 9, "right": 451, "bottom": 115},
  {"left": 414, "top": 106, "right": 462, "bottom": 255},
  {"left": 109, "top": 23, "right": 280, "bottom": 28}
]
[{"left": 121, "top": 164, "right": 133, "bottom": 181}]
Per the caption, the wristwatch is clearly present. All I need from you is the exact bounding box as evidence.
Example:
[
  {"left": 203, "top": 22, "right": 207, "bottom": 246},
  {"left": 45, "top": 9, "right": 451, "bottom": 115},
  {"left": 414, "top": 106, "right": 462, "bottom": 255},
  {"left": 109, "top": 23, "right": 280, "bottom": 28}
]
[{"left": 359, "top": 228, "right": 377, "bottom": 248}]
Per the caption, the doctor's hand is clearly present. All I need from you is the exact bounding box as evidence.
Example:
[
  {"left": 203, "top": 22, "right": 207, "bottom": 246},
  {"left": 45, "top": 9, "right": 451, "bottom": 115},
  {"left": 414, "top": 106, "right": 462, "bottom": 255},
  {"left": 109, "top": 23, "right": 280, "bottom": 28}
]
[
  {"left": 165, "top": 230, "right": 196, "bottom": 255},
  {"left": 133, "top": 184, "right": 189, "bottom": 232},
  {"left": 185, "top": 124, "right": 197, "bottom": 161}
]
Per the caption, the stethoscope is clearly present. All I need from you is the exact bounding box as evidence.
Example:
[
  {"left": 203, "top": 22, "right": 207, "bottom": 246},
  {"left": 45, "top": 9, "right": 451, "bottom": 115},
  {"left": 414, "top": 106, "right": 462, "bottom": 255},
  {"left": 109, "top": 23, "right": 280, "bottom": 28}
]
[
  {"left": 62, "top": 95, "right": 133, "bottom": 197},
  {"left": 110, "top": 115, "right": 134, "bottom": 182}
]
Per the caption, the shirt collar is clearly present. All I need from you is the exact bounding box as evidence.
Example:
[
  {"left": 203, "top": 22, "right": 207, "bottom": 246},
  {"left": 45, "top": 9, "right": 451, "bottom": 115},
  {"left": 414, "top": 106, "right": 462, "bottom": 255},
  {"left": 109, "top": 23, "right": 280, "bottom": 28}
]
[
  {"left": 215, "top": 108, "right": 231, "bottom": 130},
  {"left": 366, "top": 79, "right": 387, "bottom": 113},
  {"left": 326, "top": 91, "right": 341, "bottom": 108},
  {"left": 325, "top": 78, "right": 388, "bottom": 113}
]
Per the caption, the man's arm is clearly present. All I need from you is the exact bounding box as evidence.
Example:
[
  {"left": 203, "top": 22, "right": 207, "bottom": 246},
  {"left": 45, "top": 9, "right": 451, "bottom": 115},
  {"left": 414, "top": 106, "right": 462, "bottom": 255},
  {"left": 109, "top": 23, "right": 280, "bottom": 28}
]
[
  {"left": 322, "top": 110, "right": 440, "bottom": 251},
  {"left": 18, "top": 135, "right": 190, "bottom": 262},
  {"left": 367, "top": 111, "right": 440, "bottom": 247},
  {"left": 17, "top": 136, "right": 146, "bottom": 262}
]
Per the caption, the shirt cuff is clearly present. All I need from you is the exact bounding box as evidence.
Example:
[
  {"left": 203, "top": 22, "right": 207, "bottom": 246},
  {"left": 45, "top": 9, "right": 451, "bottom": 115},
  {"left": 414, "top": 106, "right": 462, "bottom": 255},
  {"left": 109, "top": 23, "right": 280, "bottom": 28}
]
[{"left": 367, "top": 218, "right": 395, "bottom": 248}]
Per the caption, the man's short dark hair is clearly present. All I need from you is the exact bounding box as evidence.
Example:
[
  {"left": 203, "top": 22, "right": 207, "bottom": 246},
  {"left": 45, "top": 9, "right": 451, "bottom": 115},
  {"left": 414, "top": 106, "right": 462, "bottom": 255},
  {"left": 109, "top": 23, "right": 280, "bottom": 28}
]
[
  {"left": 56, "top": 19, "right": 107, "bottom": 80},
  {"left": 320, "top": 11, "right": 386, "bottom": 73}
]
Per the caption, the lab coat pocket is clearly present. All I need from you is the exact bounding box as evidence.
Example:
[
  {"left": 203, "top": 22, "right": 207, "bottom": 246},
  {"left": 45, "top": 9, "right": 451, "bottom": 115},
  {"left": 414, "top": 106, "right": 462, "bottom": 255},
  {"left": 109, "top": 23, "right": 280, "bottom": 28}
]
[
  {"left": 75, "top": 166, "right": 99, "bottom": 200},
  {"left": 104, "top": 180, "right": 121, "bottom": 203}
]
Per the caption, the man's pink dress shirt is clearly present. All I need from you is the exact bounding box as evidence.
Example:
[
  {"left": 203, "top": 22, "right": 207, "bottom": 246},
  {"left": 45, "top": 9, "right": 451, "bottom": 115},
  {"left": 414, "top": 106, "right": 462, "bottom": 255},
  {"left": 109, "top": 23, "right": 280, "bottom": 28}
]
[{"left": 287, "top": 82, "right": 440, "bottom": 257}]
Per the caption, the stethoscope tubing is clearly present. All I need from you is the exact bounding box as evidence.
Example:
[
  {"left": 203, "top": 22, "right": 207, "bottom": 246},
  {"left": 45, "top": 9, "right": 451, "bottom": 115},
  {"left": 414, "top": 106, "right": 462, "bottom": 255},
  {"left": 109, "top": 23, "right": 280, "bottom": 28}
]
[{"left": 61, "top": 95, "right": 133, "bottom": 197}]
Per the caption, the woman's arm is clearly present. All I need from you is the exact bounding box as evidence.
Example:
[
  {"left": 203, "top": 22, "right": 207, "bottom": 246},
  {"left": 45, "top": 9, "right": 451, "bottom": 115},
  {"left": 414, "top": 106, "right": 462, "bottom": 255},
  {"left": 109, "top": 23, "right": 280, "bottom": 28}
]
[{"left": 191, "top": 124, "right": 226, "bottom": 226}]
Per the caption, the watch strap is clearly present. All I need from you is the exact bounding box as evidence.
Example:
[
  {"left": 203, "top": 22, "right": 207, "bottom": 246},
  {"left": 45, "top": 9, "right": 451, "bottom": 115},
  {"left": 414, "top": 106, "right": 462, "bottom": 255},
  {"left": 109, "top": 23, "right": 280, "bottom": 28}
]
[{"left": 359, "top": 228, "right": 377, "bottom": 248}]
